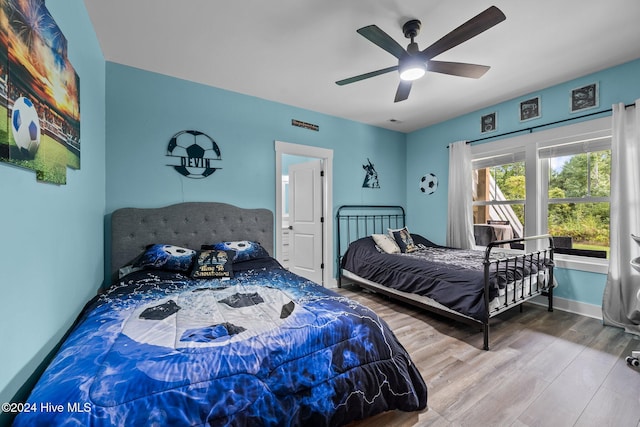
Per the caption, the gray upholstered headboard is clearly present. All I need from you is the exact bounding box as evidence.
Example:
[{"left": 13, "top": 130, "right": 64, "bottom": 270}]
[{"left": 110, "top": 202, "right": 273, "bottom": 283}]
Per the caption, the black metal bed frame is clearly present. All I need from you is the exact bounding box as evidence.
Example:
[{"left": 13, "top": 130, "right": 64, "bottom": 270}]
[{"left": 336, "top": 204, "right": 555, "bottom": 350}]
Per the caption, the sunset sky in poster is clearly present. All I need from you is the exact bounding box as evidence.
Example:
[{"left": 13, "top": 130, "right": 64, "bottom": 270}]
[{"left": 6, "top": 0, "right": 79, "bottom": 122}]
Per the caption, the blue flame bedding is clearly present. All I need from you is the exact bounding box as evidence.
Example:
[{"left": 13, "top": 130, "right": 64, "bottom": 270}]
[{"left": 13, "top": 260, "right": 427, "bottom": 427}]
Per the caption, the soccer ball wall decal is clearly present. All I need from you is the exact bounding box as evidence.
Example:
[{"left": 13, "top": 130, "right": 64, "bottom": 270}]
[
  {"left": 420, "top": 173, "right": 438, "bottom": 195},
  {"left": 166, "top": 130, "right": 222, "bottom": 178},
  {"left": 11, "top": 96, "right": 41, "bottom": 159}
]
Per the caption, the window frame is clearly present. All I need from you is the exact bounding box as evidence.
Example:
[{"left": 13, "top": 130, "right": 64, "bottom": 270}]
[{"left": 470, "top": 116, "right": 611, "bottom": 274}]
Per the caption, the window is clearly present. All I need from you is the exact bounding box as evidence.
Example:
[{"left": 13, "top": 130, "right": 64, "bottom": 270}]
[
  {"left": 472, "top": 159, "right": 526, "bottom": 243},
  {"left": 470, "top": 116, "right": 611, "bottom": 270},
  {"left": 540, "top": 138, "right": 611, "bottom": 258}
]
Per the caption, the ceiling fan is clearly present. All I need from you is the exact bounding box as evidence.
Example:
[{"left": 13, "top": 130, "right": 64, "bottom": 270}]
[{"left": 336, "top": 6, "right": 506, "bottom": 102}]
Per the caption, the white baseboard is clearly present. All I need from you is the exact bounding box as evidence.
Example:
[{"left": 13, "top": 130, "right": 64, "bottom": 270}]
[
  {"left": 529, "top": 295, "right": 602, "bottom": 320},
  {"left": 325, "top": 277, "right": 338, "bottom": 288}
]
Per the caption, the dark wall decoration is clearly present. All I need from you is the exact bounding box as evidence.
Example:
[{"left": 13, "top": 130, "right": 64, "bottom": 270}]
[
  {"left": 1, "top": 0, "right": 81, "bottom": 184},
  {"left": 291, "top": 119, "right": 319, "bottom": 132},
  {"left": 570, "top": 82, "right": 598, "bottom": 113},
  {"left": 519, "top": 96, "right": 541, "bottom": 122},
  {"left": 481, "top": 112, "right": 497, "bottom": 133},
  {"left": 362, "top": 158, "right": 380, "bottom": 188},
  {"left": 166, "top": 130, "right": 222, "bottom": 178}
]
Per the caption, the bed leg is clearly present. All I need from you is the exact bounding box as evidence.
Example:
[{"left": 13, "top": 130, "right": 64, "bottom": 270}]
[{"left": 483, "top": 323, "right": 490, "bottom": 351}]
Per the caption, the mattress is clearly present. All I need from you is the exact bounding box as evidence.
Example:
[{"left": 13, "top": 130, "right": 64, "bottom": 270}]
[{"left": 13, "top": 259, "right": 427, "bottom": 427}]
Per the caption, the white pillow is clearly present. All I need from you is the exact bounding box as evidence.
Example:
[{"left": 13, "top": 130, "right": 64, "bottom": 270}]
[{"left": 372, "top": 233, "right": 401, "bottom": 254}]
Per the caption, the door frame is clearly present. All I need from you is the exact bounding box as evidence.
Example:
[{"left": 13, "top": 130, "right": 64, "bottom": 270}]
[{"left": 275, "top": 140, "right": 334, "bottom": 287}]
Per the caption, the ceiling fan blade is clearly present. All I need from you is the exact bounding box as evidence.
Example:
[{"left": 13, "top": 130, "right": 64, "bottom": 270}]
[
  {"left": 428, "top": 60, "right": 490, "bottom": 78},
  {"left": 394, "top": 81, "right": 412, "bottom": 102},
  {"left": 336, "top": 65, "right": 398, "bottom": 86},
  {"left": 421, "top": 6, "right": 506, "bottom": 60},
  {"left": 357, "top": 25, "right": 407, "bottom": 59}
]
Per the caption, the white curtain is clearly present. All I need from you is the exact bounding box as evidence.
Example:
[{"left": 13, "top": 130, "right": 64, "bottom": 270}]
[
  {"left": 447, "top": 140, "right": 476, "bottom": 249},
  {"left": 602, "top": 100, "right": 640, "bottom": 335}
]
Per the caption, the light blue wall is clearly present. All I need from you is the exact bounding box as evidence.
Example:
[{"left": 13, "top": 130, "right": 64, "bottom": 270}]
[
  {"left": 105, "top": 63, "right": 406, "bottom": 281},
  {"left": 406, "top": 58, "right": 640, "bottom": 308},
  {"left": 0, "top": 0, "right": 106, "bottom": 419}
]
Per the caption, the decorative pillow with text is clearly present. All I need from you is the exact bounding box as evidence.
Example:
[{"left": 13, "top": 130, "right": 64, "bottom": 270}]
[{"left": 191, "top": 249, "right": 235, "bottom": 279}]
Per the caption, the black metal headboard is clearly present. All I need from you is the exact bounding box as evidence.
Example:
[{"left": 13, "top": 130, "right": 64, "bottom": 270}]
[{"left": 336, "top": 205, "right": 406, "bottom": 271}]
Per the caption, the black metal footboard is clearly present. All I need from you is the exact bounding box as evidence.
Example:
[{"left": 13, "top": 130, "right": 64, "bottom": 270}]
[{"left": 481, "top": 234, "right": 555, "bottom": 350}]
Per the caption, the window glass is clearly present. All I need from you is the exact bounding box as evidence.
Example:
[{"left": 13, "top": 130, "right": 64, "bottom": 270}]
[
  {"left": 549, "top": 151, "right": 610, "bottom": 198},
  {"left": 473, "top": 161, "right": 525, "bottom": 243},
  {"left": 546, "top": 150, "right": 610, "bottom": 258}
]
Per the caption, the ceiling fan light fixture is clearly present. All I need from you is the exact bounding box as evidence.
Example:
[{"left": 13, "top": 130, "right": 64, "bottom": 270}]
[
  {"left": 337, "top": 6, "right": 506, "bottom": 101},
  {"left": 399, "top": 58, "right": 426, "bottom": 81}
]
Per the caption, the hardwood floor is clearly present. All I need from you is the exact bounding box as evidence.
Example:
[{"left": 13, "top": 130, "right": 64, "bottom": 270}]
[{"left": 336, "top": 283, "right": 640, "bottom": 427}]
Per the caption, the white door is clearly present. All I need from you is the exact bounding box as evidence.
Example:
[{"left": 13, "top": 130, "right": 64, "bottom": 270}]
[{"left": 288, "top": 159, "right": 323, "bottom": 284}]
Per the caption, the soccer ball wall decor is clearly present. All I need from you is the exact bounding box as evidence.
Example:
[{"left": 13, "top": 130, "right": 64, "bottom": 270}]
[
  {"left": 11, "top": 96, "right": 41, "bottom": 159},
  {"left": 166, "top": 130, "right": 222, "bottom": 178},
  {"left": 420, "top": 173, "right": 438, "bottom": 195}
]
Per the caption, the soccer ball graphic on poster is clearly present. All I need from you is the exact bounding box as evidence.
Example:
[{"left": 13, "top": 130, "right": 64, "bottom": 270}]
[
  {"left": 11, "top": 96, "right": 41, "bottom": 159},
  {"left": 420, "top": 173, "right": 438, "bottom": 195},
  {"left": 167, "top": 130, "right": 222, "bottom": 178}
]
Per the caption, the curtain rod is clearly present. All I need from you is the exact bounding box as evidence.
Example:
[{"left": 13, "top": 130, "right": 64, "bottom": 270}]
[{"left": 451, "top": 102, "right": 636, "bottom": 146}]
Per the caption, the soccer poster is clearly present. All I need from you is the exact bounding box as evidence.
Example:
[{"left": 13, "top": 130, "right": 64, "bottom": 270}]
[{"left": 0, "top": 0, "right": 80, "bottom": 184}]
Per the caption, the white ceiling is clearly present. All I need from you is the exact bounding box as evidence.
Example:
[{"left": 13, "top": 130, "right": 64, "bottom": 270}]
[{"left": 83, "top": 0, "right": 640, "bottom": 133}]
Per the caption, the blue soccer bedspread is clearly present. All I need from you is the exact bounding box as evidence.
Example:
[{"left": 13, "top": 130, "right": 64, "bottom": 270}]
[{"left": 13, "top": 262, "right": 427, "bottom": 426}]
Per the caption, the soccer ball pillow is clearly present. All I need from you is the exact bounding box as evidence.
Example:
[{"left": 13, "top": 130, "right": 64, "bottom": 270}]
[
  {"left": 205, "top": 241, "right": 269, "bottom": 262},
  {"left": 133, "top": 244, "right": 197, "bottom": 272}
]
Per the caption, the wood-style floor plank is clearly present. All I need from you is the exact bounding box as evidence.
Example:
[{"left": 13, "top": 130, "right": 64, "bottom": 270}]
[{"left": 338, "top": 284, "right": 640, "bottom": 427}]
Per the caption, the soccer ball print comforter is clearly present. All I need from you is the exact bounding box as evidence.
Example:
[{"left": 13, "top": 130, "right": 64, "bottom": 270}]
[{"left": 13, "top": 262, "right": 427, "bottom": 426}]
